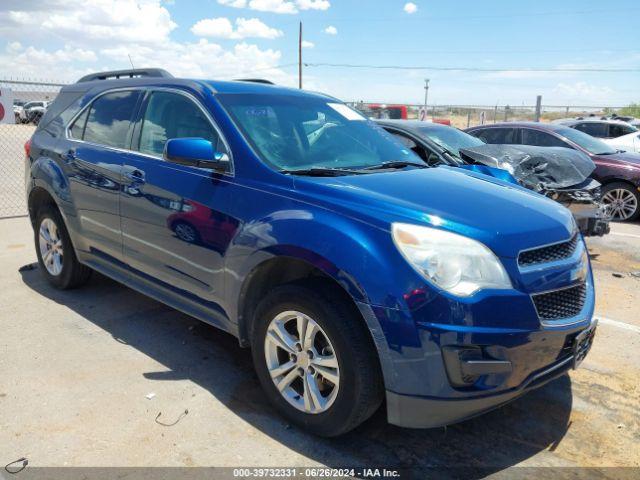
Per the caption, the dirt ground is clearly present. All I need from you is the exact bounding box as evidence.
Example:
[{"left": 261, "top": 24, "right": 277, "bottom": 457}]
[{"left": 0, "top": 217, "right": 639, "bottom": 478}]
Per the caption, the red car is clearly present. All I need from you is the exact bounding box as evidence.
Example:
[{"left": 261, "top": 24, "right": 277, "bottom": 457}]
[
  {"left": 466, "top": 122, "right": 640, "bottom": 221},
  {"left": 167, "top": 200, "right": 239, "bottom": 253}
]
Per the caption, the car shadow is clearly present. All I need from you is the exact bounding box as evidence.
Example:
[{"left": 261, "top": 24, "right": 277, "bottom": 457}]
[{"left": 20, "top": 266, "right": 574, "bottom": 478}]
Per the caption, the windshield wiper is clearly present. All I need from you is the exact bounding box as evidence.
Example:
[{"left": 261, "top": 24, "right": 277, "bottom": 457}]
[
  {"left": 280, "top": 167, "right": 366, "bottom": 176},
  {"left": 361, "top": 160, "right": 427, "bottom": 170}
]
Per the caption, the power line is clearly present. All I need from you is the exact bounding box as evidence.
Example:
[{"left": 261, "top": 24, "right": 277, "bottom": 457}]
[
  {"left": 290, "top": 7, "right": 640, "bottom": 23},
  {"left": 304, "top": 63, "right": 640, "bottom": 73},
  {"left": 293, "top": 47, "right": 640, "bottom": 55}
]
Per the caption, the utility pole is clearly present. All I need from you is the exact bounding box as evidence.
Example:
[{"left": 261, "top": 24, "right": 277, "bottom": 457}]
[
  {"left": 423, "top": 78, "right": 430, "bottom": 117},
  {"left": 535, "top": 95, "right": 542, "bottom": 122},
  {"left": 298, "top": 22, "right": 303, "bottom": 89}
]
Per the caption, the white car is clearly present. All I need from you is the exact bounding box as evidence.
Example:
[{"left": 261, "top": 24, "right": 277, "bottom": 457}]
[
  {"left": 603, "top": 130, "right": 640, "bottom": 153},
  {"left": 20, "top": 101, "right": 48, "bottom": 123}
]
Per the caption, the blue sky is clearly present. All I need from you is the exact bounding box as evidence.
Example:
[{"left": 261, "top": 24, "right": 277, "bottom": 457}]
[{"left": 1, "top": 0, "right": 638, "bottom": 106}]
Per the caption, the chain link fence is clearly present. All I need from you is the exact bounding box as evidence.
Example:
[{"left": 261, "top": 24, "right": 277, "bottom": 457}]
[
  {"left": 1, "top": 79, "right": 66, "bottom": 218},
  {"left": 348, "top": 102, "right": 625, "bottom": 129}
]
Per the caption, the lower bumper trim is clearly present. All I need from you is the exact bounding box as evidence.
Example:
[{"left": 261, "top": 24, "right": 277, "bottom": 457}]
[{"left": 387, "top": 354, "right": 574, "bottom": 429}]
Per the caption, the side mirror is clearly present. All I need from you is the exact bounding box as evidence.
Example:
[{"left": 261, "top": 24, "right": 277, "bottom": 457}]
[{"left": 163, "top": 138, "right": 228, "bottom": 170}]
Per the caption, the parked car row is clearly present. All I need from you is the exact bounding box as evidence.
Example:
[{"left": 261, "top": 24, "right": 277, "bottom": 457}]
[
  {"left": 549, "top": 116, "right": 640, "bottom": 154},
  {"left": 466, "top": 122, "right": 640, "bottom": 221},
  {"left": 25, "top": 68, "right": 598, "bottom": 437},
  {"left": 13, "top": 99, "right": 49, "bottom": 124},
  {"left": 376, "top": 120, "right": 611, "bottom": 235}
]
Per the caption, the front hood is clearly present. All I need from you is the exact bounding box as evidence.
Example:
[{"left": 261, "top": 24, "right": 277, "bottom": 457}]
[
  {"left": 601, "top": 151, "right": 640, "bottom": 167},
  {"left": 459, "top": 144, "right": 595, "bottom": 191},
  {"left": 294, "top": 167, "right": 574, "bottom": 258}
]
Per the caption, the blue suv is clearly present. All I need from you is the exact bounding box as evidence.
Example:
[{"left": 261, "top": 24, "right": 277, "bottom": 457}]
[{"left": 26, "top": 69, "right": 596, "bottom": 436}]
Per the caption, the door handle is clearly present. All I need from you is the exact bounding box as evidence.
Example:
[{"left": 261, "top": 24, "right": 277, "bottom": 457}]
[
  {"left": 124, "top": 169, "right": 146, "bottom": 183},
  {"left": 65, "top": 149, "right": 76, "bottom": 163}
]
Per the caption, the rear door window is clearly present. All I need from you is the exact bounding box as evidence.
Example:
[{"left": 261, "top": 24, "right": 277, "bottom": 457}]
[
  {"left": 573, "top": 122, "right": 608, "bottom": 138},
  {"left": 521, "top": 129, "right": 567, "bottom": 147},
  {"left": 472, "top": 128, "right": 518, "bottom": 144},
  {"left": 83, "top": 90, "right": 141, "bottom": 149}
]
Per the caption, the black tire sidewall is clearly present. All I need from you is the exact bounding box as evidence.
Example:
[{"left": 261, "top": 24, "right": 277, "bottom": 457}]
[{"left": 251, "top": 285, "right": 375, "bottom": 436}]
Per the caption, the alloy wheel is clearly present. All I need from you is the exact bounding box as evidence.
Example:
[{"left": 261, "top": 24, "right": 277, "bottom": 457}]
[
  {"left": 602, "top": 188, "right": 638, "bottom": 221},
  {"left": 175, "top": 223, "right": 197, "bottom": 243},
  {"left": 39, "top": 218, "right": 64, "bottom": 276},
  {"left": 264, "top": 310, "right": 340, "bottom": 414}
]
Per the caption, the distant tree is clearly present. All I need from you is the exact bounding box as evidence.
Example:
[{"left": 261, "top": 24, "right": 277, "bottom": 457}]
[{"left": 619, "top": 103, "right": 640, "bottom": 117}]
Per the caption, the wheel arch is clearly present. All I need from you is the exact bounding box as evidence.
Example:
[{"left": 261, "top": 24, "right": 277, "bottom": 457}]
[
  {"left": 236, "top": 253, "right": 368, "bottom": 347},
  {"left": 28, "top": 185, "right": 59, "bottom": 227}
]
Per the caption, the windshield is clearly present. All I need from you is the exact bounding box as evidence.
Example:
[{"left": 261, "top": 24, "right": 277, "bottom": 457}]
[
  {"left": 556, "top": 126, "right": 617, "bottom": 155},
  {"left": 217, "top": 94, "right": 420, "bottom": 171},
  {"left": 417, "top": 126, "right": 485, "bottom": 157}
]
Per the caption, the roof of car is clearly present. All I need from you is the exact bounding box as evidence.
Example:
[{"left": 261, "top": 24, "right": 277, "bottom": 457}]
[
  {"left": 466, "top": 121, "right": 570, "bottom": 132},
  {"left": 555, "top": 118, "right": 632, "bottom": 127},
  {"left": 62, "top": 75, "right": 335, "bottom": 101},
  {"left": 375, "top": 119, "right": 452, "bottom": 132}
]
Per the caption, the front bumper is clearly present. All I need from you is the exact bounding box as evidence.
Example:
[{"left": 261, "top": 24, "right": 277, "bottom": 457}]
[
  {"left": 566, "top": 201, "right": 610, "bottom": 237},
  {"left": 386, "top": 319, "right": 597, "bottom": 428}
]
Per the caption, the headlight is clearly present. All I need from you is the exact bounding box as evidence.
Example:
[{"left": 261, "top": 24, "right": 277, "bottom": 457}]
[{"left": 392, "top": 223, "right": 512, "bottom": 297}]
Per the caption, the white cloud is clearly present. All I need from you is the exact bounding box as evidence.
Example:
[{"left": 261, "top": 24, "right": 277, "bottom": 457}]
[
  {"left": 553, "top": 82, "right": 614, "bottom": 101},
  {"left": 217, "top": 0, "right": 330, "bottom": 13},
  {"left": 403, "top": 2, "right": 417, "bottom": 14},
  {"left": 301, "top": 40, "right": 315, "bottom": 48},
  {"left": 323, "top": 25, "right": 337, "bottom": 35},
  {"left": 218, "top": 0, "right": 247, "bottom": 7},
  {"left": 0, "top": 1, "right": 294, "bottom": 85},
  {"left": 297, "top": 0, "right": 330, "bottom": 10},
  {"left": 247, "top": 0, "right": 297, "bottom": 14},
  {"left": 191, "top": 17, "right": 283, "bottom": 39},
  {"left": 1, "top": 0, "right": 176, "bottom": 46},
  {"left": 103, "top": 40, "right": 292, "bottom": 84}
]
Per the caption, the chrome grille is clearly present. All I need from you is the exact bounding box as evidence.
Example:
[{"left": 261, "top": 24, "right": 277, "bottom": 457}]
[
  {"left": 518, "top": 235, "right": 579, "bottom": 267},
  {"left": 532, "top": 283, "right": 587, "bottom": 320}
]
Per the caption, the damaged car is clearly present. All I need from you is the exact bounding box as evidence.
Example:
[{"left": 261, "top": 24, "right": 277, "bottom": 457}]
[{"left": 377, "top": 120, "right": 610, "bottom": 237}]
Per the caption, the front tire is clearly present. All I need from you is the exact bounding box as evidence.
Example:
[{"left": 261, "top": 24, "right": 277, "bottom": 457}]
[
  {"left": 34, "top": 205, "right": 92, "bottom": 289},
  {"left": 251, "top": 282, "right": 383, "bottom": 437},
  {"left": 601, "top": 182, "right": 640, "bottom": 222}
]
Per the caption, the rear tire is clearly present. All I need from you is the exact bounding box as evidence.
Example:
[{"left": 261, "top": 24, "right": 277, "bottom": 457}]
[
  {"left": 34, "top": 204, "right": 92, "bottom": 289},
  {"left": 251, "top": 281, "right": 384, "bottom": 437},
  {"left": 601, "top": 182, "right": 640, "bottom": 222}
]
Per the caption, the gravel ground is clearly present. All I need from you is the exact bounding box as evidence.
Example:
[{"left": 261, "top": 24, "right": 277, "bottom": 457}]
[{"left": 0, "top": 217, "right": 638, "bottom": 478}]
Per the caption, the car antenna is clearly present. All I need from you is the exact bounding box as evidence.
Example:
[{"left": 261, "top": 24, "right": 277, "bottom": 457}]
[{"left": 128, "top": 54, "right": 135, "bottom": 69}]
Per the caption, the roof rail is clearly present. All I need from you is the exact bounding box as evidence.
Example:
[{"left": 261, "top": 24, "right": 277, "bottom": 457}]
[
  {"left": 234, "top": 78, "right": 275, "bottom": 85},
  {"left": 77, "top": 68, "right": 173, "bottom": 83}
]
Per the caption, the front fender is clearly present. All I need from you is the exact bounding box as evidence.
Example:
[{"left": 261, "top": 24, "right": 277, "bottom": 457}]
[
  {"left": 226, "top": 207, "right": 411, "bottom": 312},
  {"left": 225, "top": 209, "right": 415, "bottom": 390}
]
